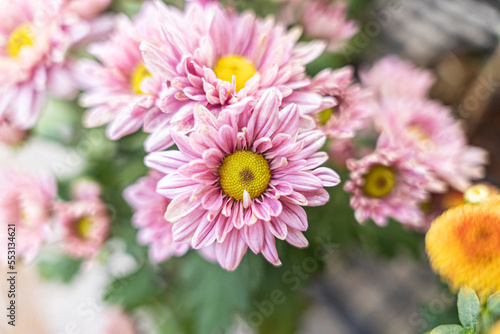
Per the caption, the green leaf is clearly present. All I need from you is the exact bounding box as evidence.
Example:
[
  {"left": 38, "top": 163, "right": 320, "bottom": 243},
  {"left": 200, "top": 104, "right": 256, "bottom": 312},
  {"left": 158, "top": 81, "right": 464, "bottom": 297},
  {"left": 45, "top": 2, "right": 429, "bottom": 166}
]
[
  {"left": 37, "top": 253, "right": 82, "bottom": 283},
  {"left": 457, "top": 287, "right": 480, "bottom": 332},
  {"left": 488, "top": 292, "right": 500, "bottom": 317},
  {"left": 104, "top": 265, "right": 163, "bottom": 310},
  {"left": 430, "top": 324, "right": 470, "bottom": 334}
]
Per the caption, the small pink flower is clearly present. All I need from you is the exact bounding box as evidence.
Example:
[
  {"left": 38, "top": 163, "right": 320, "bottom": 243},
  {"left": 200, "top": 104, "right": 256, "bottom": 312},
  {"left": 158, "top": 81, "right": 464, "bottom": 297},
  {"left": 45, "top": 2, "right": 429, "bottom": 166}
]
[
  {"left": 0, "top": 170, "right": 57, "bottom": 262},
  {"left": 71, "top": 179, "right": 103, "bottom": 201},
  {"left": 301, "top": 0, "right": 358, "bottom": 52},
  {"left": 55, "top": 199, "right": 110, "bottom": 259},
  {"left": 307, "top": 66, "right": 372, "bottom": 139},
  {"left": 376, "top": 98, "right": 488, "bottom": 191},
  {"left": 140, "top": 1, "right": 325, "bottom": 142},
  {"left": 0, "top": 0, "right": 83, "bottom": 130},
  {"left": 344, "top": 148, "right": 434, "bottom": 227},
  {"left": 78, "top": 2, "right": 167, "bottom": 148},
  {"left": 104, "top": 309, "right": 137, "bottom": 334},
  {"left": 360, "top": 55, "right": 436, "bottom": 100},
  {"left": 146, "top": 89, "right": 340, "bottom": 270},
  {"left": 123, "top": 171, "right": 189, "bottom": 263}
]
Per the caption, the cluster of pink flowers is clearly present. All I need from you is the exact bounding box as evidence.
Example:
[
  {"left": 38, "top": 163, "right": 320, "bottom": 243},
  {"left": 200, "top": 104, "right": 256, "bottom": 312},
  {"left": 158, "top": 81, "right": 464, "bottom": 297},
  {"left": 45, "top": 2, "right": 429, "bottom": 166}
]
[
  {"left": 0, "top": 170, "right": 110, "bottom": 262},
  {"left": 1, "top": 0, "right": 487, "bottom": 272},
  {"left": 343, "top": 56, "right": 488, "bottom": 228},
  {"left": 96, "top": 0, "right": 360, "bottom": 270},
  {"left": 0, "top": 0, "right": 111, "bottom": 145}
]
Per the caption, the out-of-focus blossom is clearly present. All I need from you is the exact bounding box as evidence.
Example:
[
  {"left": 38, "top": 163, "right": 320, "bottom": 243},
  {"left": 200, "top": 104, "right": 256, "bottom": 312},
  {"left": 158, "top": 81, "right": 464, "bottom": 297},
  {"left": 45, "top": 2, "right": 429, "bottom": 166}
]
[
  {"left": 71, "top": 179, "right": 103, "bottom": 201},
  {"left": 55, "top": 192, "right": 110, "bottom": 259},
  {"left": 307, "top": 66, "right": 371, "bottom": 139},
  {"left": 344, "top": 148, "right": 435, "bottom": 227},
  {"left": 64, "top": 0, "right": 112, "bottom": 20},
  {"left": 360, "top": 55, "right": 436, "bottom": 100},
  {"left": 123, "top": 170, "right": 189, "bottom": 264},
  {"left": 377, "top": 98, "right": 487, "bottom": 191},
  {"left": 0, "top": 115, "right": 29, "bottom": 146},
  {"left": 78, "top": 2, "right": 168, "bottom": 150},
  {"left": 146, "top": 89, "right": 340, "bottom": 270},
  {"left": 279, "top": 0, "right": 357, "bottom": 52},
  {"left": 104, "top": 309, "right": 137, "bottom": 334},
  {"left": 426, "top": 198, "right": 500, "bottom": 300},
  {"left": 463, "top": 183, "right": 499, "bottom": 204},
  {"left": 0, "top": 0, "right": 86, "bottom": 130},
  {"left": 141, "top": 0, "right": 325, "bottom": 145},
  {"left": 0, "top": 170, "right": 57, "bottom": 262}
]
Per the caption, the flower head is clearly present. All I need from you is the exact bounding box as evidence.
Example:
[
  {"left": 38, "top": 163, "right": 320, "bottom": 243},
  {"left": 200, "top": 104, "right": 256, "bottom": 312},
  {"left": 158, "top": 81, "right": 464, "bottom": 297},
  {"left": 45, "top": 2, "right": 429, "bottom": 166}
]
[
  {"left": 426, "top": 199, "right": 500, "bottom": 299},
  {"left": 307, "top": 66, "right": 371, "bottom": 139},
  {"left": 123, "top": 170, "right": 189, "bottom": 263},
  {"left": 376, "top": 98, "right": 487, "bottom": 191},
  {"left": 360, "top": 55, "right": 436, "bottom": 100},
  {"left": 0, "top": 170, "right": 57, "bottom": 262},
  {"left": 146, "top": 89, "right": 340, "bottom": 270},
  {"left": 79, "top": 2, "right": 168, "bottom": 149},
  {"left": 0, "top": 0, "right": 82, "bottom": 130},
  {"left": 141, "top": 1, "right": 325, "bottom": 142},
  {"left": 344, "top": 148, "right": 434, "bottom": 227},
  {"left": 55, "top": 197, "right": 110, "bottom": 259}
]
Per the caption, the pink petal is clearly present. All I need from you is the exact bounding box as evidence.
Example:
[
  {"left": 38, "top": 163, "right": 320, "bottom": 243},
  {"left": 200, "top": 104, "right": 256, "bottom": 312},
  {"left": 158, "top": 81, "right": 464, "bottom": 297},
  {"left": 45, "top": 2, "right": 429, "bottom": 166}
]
[{"left": 215, "top": 230, "right": 248, "bottom": 271}]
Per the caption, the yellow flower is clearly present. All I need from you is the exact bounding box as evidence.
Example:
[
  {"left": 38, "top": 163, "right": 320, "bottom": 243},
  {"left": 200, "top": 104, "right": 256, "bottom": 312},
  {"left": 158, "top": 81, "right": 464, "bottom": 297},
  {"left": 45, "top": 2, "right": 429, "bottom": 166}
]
[
  {"left": 491, "top": 321, "right": 500, "bottom": 334},
  {"left": 426, "top": 198, "right": 500, "bottom": 300}
]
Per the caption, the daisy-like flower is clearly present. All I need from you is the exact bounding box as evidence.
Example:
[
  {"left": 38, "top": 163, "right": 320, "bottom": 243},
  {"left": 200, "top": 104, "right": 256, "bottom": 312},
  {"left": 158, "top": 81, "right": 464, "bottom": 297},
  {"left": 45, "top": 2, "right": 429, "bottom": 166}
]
[
  {"left": 141, "top": 0, "right": 325, "bottom": 139},
  {"left": 344, "top": 148, "right": 435, "bottom": 227},
  {"left": 306, "top": 66, "right": 371, "bottom": 139},
  {"left": 376, "top": 98, "right": 488, "bottom": 191},
  {"left": 79, "top": 2, "right": 174, "bottom": 150},
  {"left": 463, "top": 183, "right": 499, "bottom": 204},
  {"left": 0, "top": 0, "right": 83, "bottom": 130},
  {"left": 360, "top": 55, "right": 436, "bottom": 100},
  {"left": 123, "top": 170, "right": 189, "bottom": 263},
  {"left": 426, "top": 199, "right": 500, "bottom": 300},
  {"left": 0, "top": 170, "right": 57, "bottom": 262},
  {"left": 146, "top": 89, "right": 340, "bottom": 270},
  {"left": 285, "top": 0, "right": 358, "bottom": 52},
  {"left": 55, "top": 196, "right": 110, "bottom": 259}
]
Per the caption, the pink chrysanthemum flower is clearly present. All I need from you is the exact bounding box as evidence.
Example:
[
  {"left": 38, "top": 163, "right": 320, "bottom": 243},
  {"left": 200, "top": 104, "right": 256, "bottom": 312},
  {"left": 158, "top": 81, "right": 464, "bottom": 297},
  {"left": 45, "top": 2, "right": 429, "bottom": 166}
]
[
  {"left": 360, "top": 55, "right": 436, "bottom": 100},
  {"left": 78, "top": 2, "right": 171, "bottom": 149},
  {"left": 0, "top": 170, "right": 57, "bottom": 262},
  {"left": 55, "top": 197, "right": 110, "bottom": 259},
  {"left": 141, "top": 1, "right": 325, "bottom": 139},
  {"left": 344, "top": 148, "right": 435, "bottom": 227},
  {"left": 146, "top": 89, "right": 340, "bottom": 270},
  {"left": 307, "top": 66, "right": 371, "bottom": 139},
  {"left": 376, "top": 98, "right": 488, "bottom": 191},
  {"left": 0, "top": 0, "right": 84, "bottom": 130},
  {"left": 295, "top": 0, "right": 358, "bottom": 52},
  {"left": 124, "top": 170, "right": 189, "bottom": 263},
  {"left": 104, "top": 309, "right": 137, "bottom": 334}
]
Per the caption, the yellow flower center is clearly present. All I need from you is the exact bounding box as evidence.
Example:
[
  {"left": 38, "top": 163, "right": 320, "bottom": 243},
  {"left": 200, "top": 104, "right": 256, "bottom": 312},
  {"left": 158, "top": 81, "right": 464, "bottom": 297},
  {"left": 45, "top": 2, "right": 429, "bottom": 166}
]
[
  {"left": 7, "top": 24, "right": 35, "bottom": 58},
  {"left": 318, "top": 108, "right": 334, "bottom": 126},
  {"left": 408, "top": 125, "right": 434, "bottom": 151},
  {"left": 213, "top": 56, "right": 256, "bottom": 92},
  {"left": 130, "top": 63, "right": 152, "bottom": 95},
  {"left": 77, "top": 216, "right": 94, "bottom": 239},
  {"left": 464, "top": 184, "right": 494, "bottom": 204},
  {"left": 362, "top": 165, "right": 395, "bottom": 198},
  {"left": 219, "top": 150, "right": 271, "bottom": 201}
]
